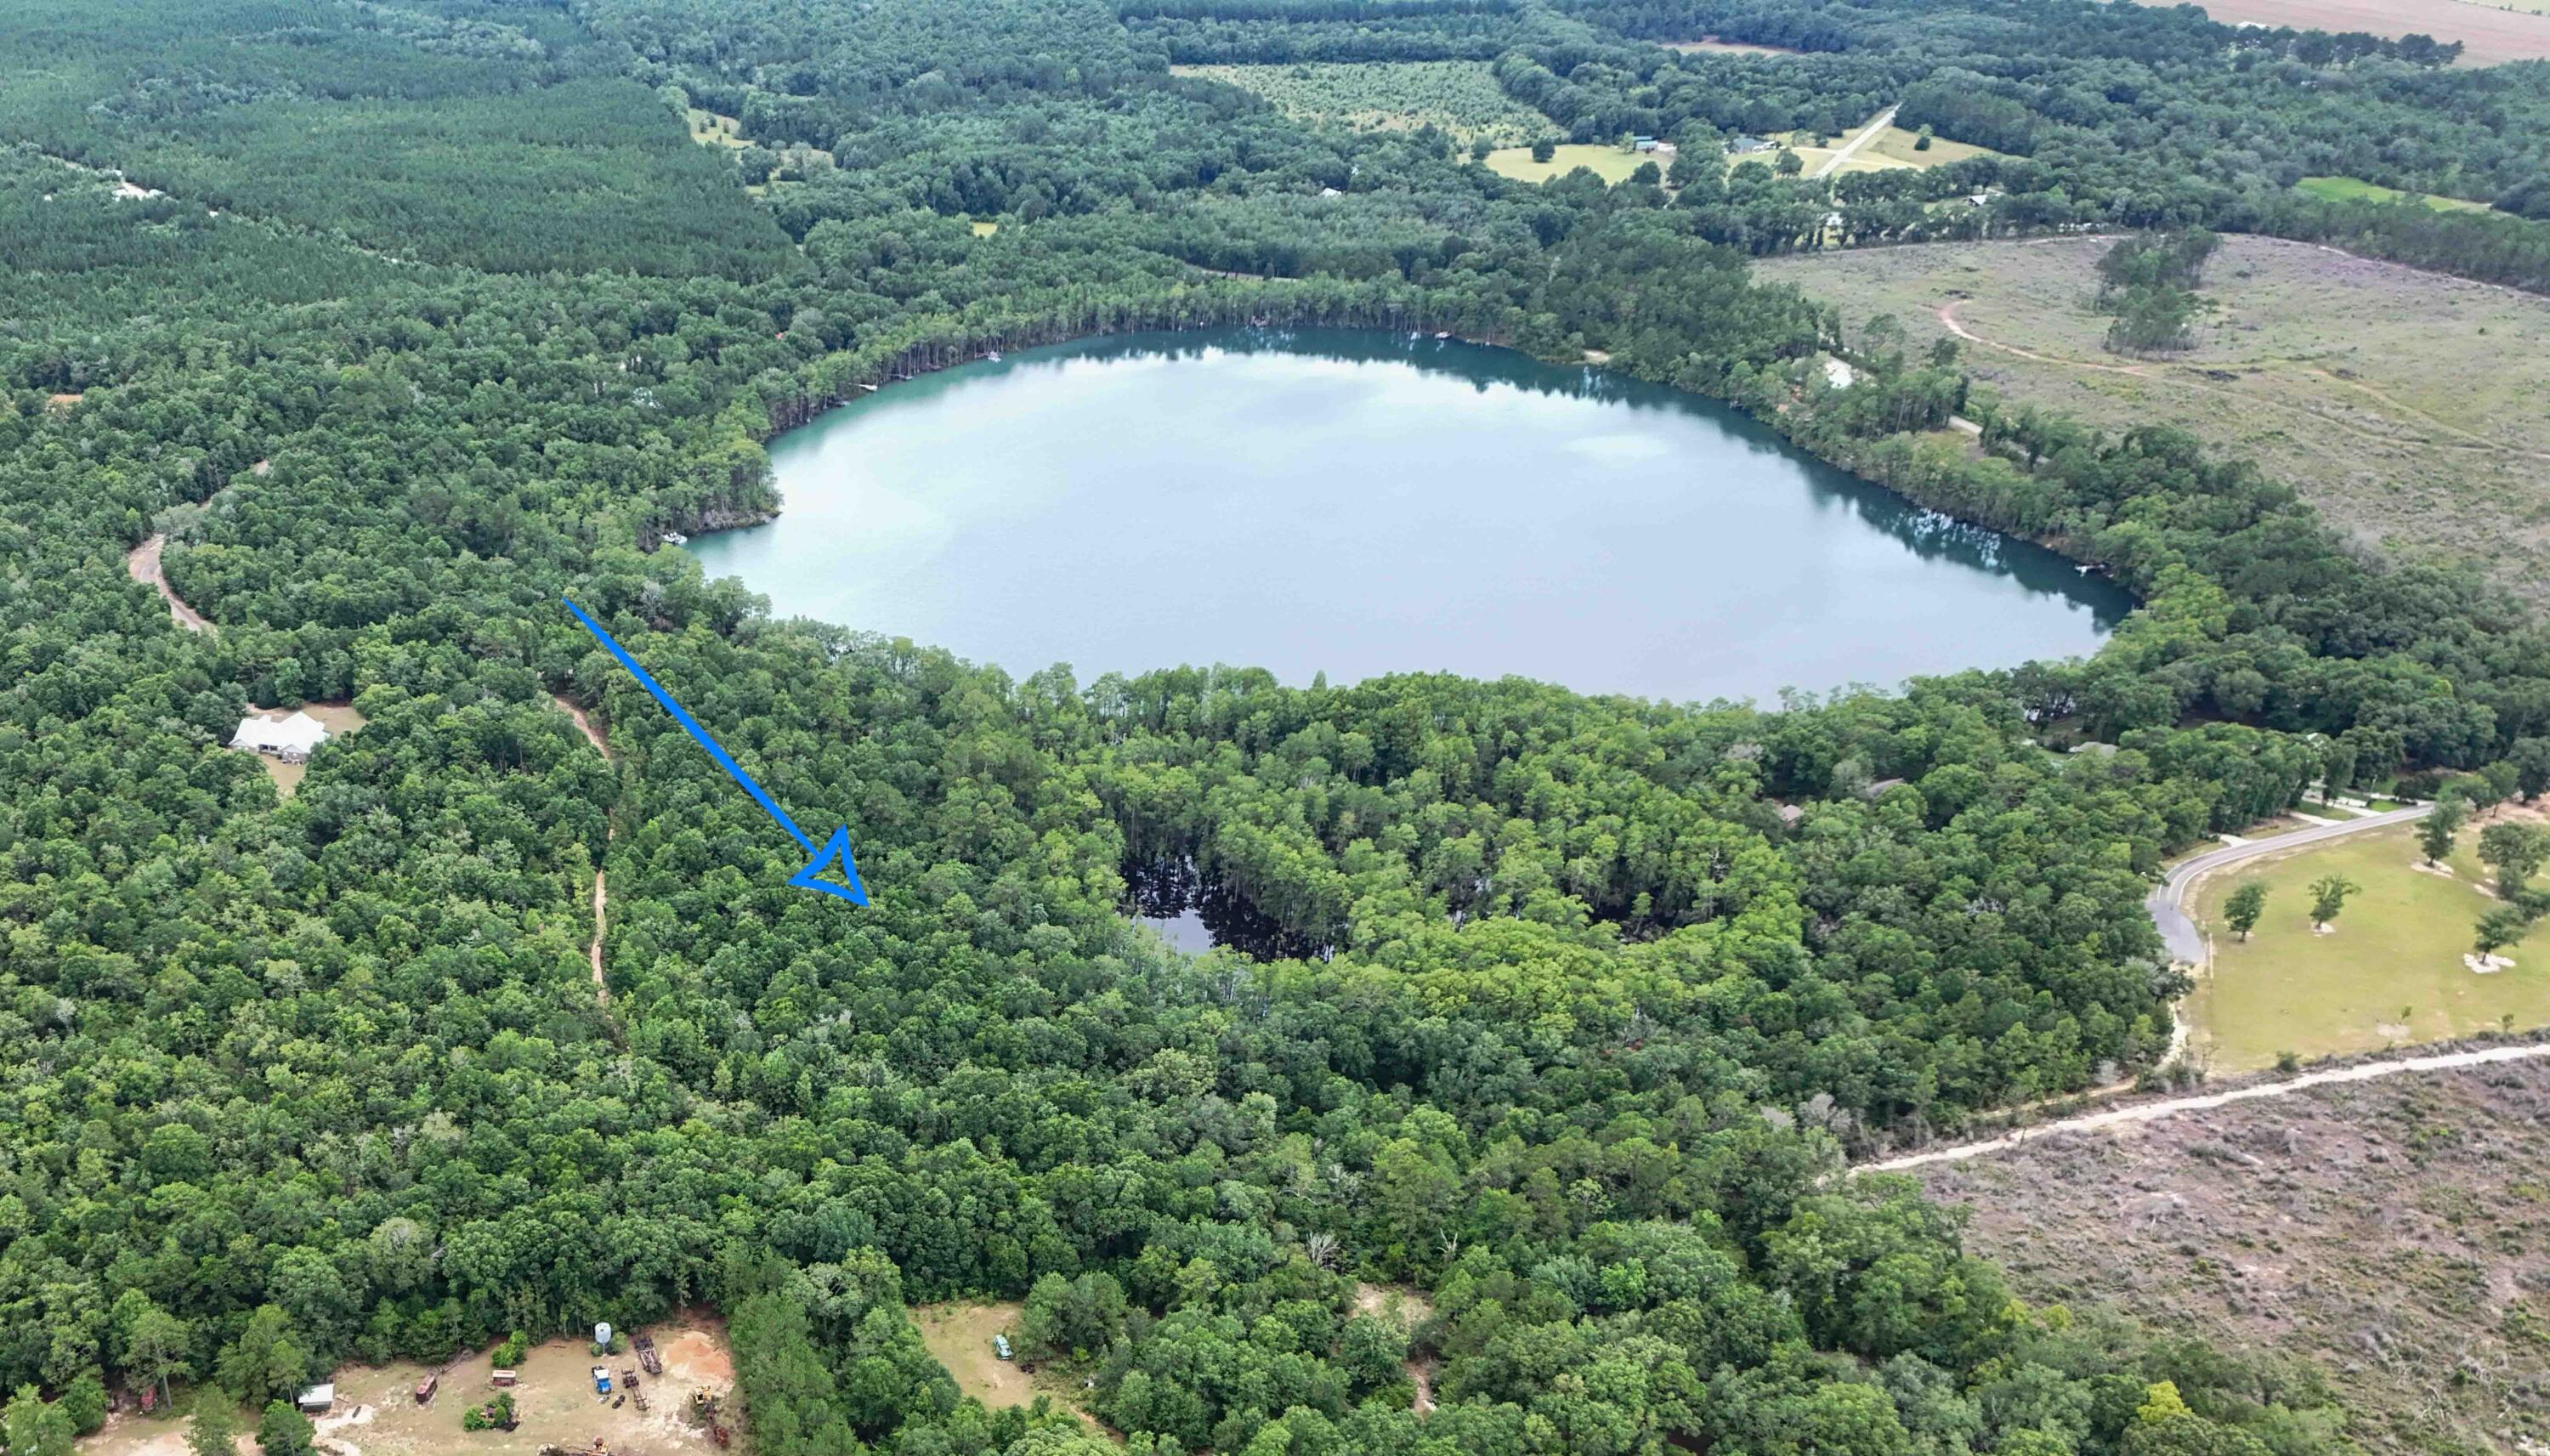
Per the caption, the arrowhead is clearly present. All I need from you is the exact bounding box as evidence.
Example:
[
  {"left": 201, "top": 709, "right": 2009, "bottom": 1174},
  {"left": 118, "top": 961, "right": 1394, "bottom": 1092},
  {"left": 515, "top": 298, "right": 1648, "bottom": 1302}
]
[{"left": 788, "top": 824, "right": 870, "bottom": 905}]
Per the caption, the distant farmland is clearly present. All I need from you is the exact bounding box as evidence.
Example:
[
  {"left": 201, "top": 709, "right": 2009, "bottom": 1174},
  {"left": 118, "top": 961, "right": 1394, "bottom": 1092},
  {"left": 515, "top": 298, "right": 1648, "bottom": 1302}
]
[
  {"left": 2150, "top": 0, "right": 2550, "bottom": 63},
  {"left": 1760, "top": 234, "right": 2550, "bottom": 601}
]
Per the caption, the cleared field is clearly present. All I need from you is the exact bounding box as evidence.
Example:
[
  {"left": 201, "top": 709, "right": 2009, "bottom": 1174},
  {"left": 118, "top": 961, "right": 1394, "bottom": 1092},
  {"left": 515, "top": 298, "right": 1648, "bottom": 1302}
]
[
  {"left": 1772, "top": 122, "right": 1999, "bottom": 175},
  {"left": 911, "top": 1300, "right": 1101, "bottom": 1426},
  {"left": 1661, "top": 37, "right": 1804, "bottom": 55},
  {"left": 971, "top": 220, "right": 999, "bottom": 236},
  {"left": 686, "top": 109, "right": 746, "bottom": 149},
  {"left": 1918, "top": 1059, "right": 2550, "bottom": 1454},
  {"left": 242, "top": 700, "right": 368, "bottom": 797},
  {"left": 2179, "top": 0, "right": 2550, "bottom": 62},
  {"left": 80, "top": 1317, "right": 736, "bottom": 1456},
  {"left": 1758, "top": 234, "right": 2550, "bottom": 601},
  {"left": 1171, "top": 61, "right": 1550, "bottom": 145},
  {"left": 1482, "top": 144, "right": 1651, "bottom": 184},
  {"left": 2183, "top": 821, "right": 2550, "bottom": 1071},
  {"left": 2298, "top": 174, "right": 2494, "bottom": 212}
]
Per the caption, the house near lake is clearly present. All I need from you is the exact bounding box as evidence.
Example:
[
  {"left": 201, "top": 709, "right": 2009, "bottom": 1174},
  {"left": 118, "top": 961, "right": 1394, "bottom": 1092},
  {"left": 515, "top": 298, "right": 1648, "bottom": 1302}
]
[{"left": 231, "top": 710, "right": 330, "bottom": 762}]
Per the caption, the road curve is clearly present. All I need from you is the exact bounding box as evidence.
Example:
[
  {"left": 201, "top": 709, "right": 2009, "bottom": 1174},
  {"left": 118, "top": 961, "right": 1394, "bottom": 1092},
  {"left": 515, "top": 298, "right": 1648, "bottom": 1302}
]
[{"left": 2145, "top": 803, "right": 2430, "bottom": 965}]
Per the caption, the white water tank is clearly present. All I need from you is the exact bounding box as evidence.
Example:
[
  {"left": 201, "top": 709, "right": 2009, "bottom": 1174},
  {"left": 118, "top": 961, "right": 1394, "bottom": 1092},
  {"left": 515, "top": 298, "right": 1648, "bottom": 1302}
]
[{"left": 595, "top": 1321, "right": 613, "bottom": 1348}]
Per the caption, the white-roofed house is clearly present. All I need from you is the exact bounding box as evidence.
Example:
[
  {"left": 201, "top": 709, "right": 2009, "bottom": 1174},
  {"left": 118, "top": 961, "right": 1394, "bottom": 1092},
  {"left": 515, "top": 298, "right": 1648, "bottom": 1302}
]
[{"left": 232, "top": 710, "right": 332, "bottom": 762}]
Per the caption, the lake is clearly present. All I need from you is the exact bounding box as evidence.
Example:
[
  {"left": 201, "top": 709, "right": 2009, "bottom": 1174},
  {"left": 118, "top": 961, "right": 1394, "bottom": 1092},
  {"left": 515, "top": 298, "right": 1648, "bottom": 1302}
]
[{"left": 688, "top": 328, "right": 2130, "bottom": 705}]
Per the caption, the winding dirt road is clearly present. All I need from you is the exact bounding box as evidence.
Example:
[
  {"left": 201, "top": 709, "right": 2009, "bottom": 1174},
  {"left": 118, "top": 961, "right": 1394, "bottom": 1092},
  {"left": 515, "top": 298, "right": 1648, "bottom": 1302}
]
[
  {"left": 555, "top": 693, "right": 616, "bottom": 1004},
  {"left": 126, "top": 535, "right": 212, "bottom": 632}
]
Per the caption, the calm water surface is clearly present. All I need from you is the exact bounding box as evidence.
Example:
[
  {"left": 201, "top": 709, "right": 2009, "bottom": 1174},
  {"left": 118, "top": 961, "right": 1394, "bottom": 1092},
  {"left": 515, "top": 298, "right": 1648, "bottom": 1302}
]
[{"left": 690, "top": 329, "right": 2129, "bottom": 704}]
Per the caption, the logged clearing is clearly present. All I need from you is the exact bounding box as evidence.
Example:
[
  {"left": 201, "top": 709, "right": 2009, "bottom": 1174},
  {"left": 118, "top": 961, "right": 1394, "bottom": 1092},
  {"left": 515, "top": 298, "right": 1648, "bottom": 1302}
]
[
  {"left": 2183, "top": 0, "right": 2550, "bottom": 61},
  {"left": 2184, "top": 821, "right": 2550, "bottom": 1071},
  {"left": 915, "top": 1302, "right": 1033, "bottom": 1409},
  {"left": 78, "top": 1317, "right": 735, "bottom": 1456},
  {"left": 1916, "top": 1058, "right": 2550, "bottom": 1454},
  {"left": 1483, "top": 144, "right": 1651, "bottom": 184},
  {"left": 1172, "top": 61, "right": 1550, "bottom": 145},
  {"left": 1759, "top": 234, "right": 2550, "bottom": 600},
  {"left": 1661, "top": 37, "right": 1804, "bottom": 54},
  {"left": 912, "top": 1302, "right": 1108, "bottom": 1431}
]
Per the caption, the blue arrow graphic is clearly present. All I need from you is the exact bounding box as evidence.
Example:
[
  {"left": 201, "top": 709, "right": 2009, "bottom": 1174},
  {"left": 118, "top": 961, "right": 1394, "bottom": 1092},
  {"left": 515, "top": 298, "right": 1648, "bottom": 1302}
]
[{"left": 563, "top": 597, "right": 868, "bottom": 905}]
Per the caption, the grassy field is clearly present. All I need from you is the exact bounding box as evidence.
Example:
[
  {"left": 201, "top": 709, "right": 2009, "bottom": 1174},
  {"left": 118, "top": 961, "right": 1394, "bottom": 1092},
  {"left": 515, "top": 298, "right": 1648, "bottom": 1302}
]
[
  {"left": 686, "top": 109, "right": 746, "bottom": 149},
  {"left": 911, "top": 1300, "right": 1105, "bottom": 1429},
  {"left": 2297, "top": 174, "right": 2495, "bottom": 212},
  {"left": 2184, "top": 820, "right": 2550, "bottom": 1071},
  {"left": 1758, "top": 235, "right": 2550, "bottom": 602},
  {"left": 971, "top": 220, "right": 999, "bottom": 237},
  {"left": 1173, "top": 61, "right": 1551, "bottom": 145},
  {"left": 1919, "top": 1062, "right": 2550, "bottom": 1454},
  {"left": 1482, "top": 144, "right": 1651, "bottom": 184},
  {"left": 1771, "top": 122, "right": 2001, "bottom": 175}
]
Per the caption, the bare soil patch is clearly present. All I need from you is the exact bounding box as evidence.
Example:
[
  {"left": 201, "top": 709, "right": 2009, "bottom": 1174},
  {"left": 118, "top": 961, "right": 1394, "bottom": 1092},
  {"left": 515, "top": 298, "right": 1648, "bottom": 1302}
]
[
  {"left": 79, "top": 1318, "right": 734, "bottom": 1456},
  {"left": 1914, "top": 1058, "right": 2550, "bottom": 1453},
  {"left": 1760, "top": 234, "right": 2550, "bottom": 600},
  {"left": 1662, "top": 36, "right": 1804, "bottom": 55},
  {"left": 2187, "top": 0, "right": 2550, "bottom": 63}
]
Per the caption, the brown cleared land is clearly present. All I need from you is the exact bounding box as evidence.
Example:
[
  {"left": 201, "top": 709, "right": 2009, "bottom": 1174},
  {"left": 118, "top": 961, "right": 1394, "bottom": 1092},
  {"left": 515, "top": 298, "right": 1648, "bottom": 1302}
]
[
  {"left": 1760, "top": 234, "right": 2550, "bottom": 600},
  {"left": 1662, "top": 37, "right": 1805, "bottom": 55},
  {"left": 2170, "top": 0, "right": 2550, "bottom": 64},
  {"left": 77, "top": 1317, "right": 735, "bottom": 1456},
  {"left": 1915, "top": 1058, "right": 2550, "bottom": 1454}
]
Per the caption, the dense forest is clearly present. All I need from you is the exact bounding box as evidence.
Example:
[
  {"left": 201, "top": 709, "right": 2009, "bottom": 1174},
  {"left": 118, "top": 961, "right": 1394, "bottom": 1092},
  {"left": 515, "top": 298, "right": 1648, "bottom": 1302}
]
[{"left": 4, "top": 0, "right": 2548, "bottom": 1453}]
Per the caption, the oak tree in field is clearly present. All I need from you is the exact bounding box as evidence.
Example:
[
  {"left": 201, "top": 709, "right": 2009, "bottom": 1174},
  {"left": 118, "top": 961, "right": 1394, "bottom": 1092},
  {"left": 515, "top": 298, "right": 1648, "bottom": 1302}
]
[
  {"left": 2478, "top": 821, "right": 2550, "bottom": 897},
  {"left": 2417, "top": 796, "right": 2466, "bottom": 864},
  {"left": 2224, "top": 881, "right": 2268, "bottom": 942},
  {"left": 2309, "top": 875, "right": 2360, "bottom": 930}
]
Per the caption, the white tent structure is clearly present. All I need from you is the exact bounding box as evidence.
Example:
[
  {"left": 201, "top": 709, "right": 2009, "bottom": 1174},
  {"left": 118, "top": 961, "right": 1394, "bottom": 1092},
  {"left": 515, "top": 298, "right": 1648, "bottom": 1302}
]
[{"left": 232, "top": 711, "right": 331, "bottom": 762}]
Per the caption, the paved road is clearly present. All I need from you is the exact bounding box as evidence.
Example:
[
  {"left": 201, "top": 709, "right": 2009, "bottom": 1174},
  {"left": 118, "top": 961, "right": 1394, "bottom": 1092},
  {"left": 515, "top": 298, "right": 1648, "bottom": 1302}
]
[
  {"left": 2145, "top": 803, "right": 2430, "bottom": 964},
  {"left": 1811, "top": 105, "right": 1899, "bottom": 179}
]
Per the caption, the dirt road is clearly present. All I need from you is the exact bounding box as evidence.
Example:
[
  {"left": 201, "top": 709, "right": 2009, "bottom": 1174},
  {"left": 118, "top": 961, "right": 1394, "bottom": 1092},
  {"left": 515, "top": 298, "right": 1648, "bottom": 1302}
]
[
  {"left": 1812, "top": 105, "right": 1897, "bottom": 178},
  {"left": 1858, "top": 1040, "right": 2550, "bottom": 1173},
  {"left": 127, "top": 535, "right": 212, "bottom": 632}
]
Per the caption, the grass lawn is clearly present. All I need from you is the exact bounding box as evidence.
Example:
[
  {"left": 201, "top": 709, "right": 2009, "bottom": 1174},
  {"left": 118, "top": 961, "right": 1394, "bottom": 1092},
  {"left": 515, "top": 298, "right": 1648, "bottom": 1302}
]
[
  {"left": 971, "top": 220, "right": 999, "bottom": 236},
  {"left": 1483, "top": 144, "right": 1651, "bottom": 184},
  {"left": 2297, "top": 175, "right": 2494, "bottom": 212},
  {"left": 2185, "top": 822, "right": 2550, "bottom": 1071},
  {"left": 687, "top": 109, "right": 746, "bottom": 149},
  {"left": 1866, "top": 126, "right": 2003, "bottom": 167}
]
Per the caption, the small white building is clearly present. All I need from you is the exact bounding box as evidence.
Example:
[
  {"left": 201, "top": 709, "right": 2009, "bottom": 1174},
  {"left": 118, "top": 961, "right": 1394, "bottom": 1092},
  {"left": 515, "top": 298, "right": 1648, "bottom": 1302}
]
[
  {"left": 296, "top": 1384, "right": 335, "bottom": 1414},
  {"left": 232, "top": 711, "right": 331, "bottom": 762}
]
